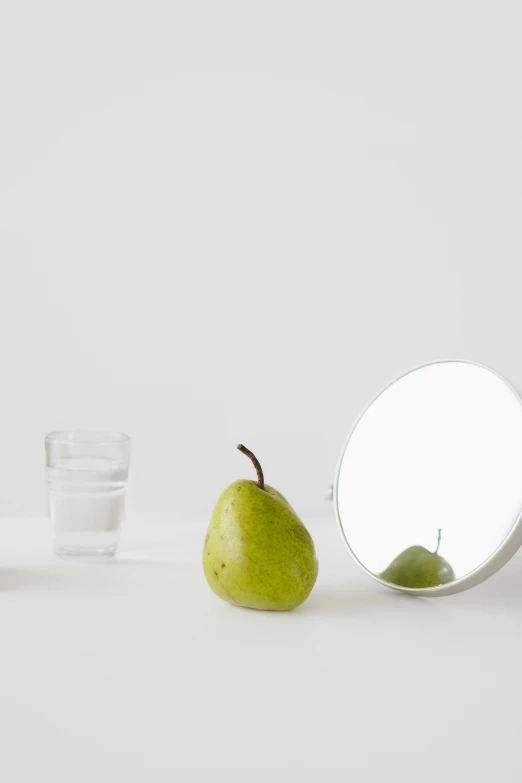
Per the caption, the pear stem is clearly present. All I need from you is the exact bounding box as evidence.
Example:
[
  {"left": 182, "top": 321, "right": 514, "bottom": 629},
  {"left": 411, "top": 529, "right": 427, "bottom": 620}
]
[
  {"left": 434, "top": 528, "right": 442, "bottom": 555},
  {"left": 237, "top": 444, "right": 265, "bottom": 491}
]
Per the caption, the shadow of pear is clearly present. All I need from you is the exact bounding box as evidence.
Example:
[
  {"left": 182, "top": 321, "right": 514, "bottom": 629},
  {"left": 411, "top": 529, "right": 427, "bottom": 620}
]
[
  {"left": 299, "top": 582, "right": 434, "bottom": 615},
  {"left": 0, "top": 556, "right": 179, "bottom": 596}
]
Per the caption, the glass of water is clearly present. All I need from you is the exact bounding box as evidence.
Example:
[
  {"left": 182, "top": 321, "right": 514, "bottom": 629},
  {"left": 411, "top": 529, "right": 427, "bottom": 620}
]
[{"left": 45, "top": 431, "right": 131, "bottom": 560}]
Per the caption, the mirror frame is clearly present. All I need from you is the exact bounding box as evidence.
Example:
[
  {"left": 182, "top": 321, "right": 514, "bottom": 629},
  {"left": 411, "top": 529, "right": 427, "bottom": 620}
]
[{"left": 333, "top": 359, "right": 522, "bottom": 596}]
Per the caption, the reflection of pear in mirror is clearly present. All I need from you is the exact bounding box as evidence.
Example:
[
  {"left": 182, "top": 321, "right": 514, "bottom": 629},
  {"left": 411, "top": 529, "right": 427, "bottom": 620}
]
[{"left": 379, "top": 529, "right": 456, "bottom": 588}]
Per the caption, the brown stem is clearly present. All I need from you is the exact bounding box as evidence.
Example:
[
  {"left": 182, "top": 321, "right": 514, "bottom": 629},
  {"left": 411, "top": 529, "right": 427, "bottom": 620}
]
[{"left": 237, "top": 444, "right": 265, "bottom": 491}]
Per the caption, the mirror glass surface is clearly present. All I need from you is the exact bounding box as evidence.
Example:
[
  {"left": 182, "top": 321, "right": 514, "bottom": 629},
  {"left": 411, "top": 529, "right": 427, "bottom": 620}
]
[{"left": 336, "top": 361, "right": 522, "bottom": 589}]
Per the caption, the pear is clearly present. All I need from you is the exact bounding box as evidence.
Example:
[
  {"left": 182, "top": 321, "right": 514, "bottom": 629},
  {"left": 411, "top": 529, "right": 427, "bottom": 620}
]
[
  {"left": 379, "top": 529, "right": 455, "bottom": 588},
  {"left": 203, "top": 445, "right": 318, "bottom": 610}
]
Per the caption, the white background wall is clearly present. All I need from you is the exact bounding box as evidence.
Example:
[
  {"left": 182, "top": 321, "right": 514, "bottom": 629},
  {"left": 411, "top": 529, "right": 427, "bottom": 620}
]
[{"left": 1, "top": 1, "right": 521, "bottom": 518}]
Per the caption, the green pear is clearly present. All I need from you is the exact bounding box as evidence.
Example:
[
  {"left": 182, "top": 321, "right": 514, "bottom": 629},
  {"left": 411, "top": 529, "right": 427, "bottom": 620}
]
[
  {"left": 379, "top": 529, "right": 455, "bottom": 588},
  {"left": 203, "top": 445, "right": 318, "bottom": 611}
]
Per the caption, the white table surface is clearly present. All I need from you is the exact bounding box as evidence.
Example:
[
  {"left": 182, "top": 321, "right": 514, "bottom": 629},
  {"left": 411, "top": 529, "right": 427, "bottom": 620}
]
[{"left": 1, "top": 512, "right": 521, "bottom": 782}]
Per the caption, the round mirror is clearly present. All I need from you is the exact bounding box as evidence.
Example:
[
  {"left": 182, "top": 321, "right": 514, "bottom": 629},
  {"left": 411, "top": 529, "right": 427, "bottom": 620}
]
[{"left": 335, "top": 360, "right": 522, "bottom": 595}]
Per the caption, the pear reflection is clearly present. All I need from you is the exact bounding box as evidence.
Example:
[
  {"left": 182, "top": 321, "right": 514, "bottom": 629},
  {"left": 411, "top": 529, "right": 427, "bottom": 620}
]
[{"left": 379, "top": 529, "right": 455, "bottom": 588}]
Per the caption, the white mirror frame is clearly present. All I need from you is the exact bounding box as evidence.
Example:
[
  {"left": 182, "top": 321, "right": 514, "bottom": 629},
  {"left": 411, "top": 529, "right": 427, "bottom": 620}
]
[{"left": 333, "top": 359, "right": 522, "bottom": 596}]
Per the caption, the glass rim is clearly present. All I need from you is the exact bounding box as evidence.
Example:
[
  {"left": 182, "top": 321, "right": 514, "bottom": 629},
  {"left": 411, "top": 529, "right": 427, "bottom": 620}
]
[{"left": 45, "top": 430, "right": 130, "bottom": 446}]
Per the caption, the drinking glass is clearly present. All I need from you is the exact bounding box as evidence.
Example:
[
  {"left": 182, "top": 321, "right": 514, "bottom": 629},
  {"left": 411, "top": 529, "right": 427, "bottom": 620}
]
[{"left": 45, "top": 431, "right": 131, "bottom": 560}]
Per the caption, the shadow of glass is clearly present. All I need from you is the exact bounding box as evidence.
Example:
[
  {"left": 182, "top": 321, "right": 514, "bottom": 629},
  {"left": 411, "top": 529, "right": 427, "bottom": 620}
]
[{"left": 0, "top": 557, "right": 177, "bottom": 596}]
